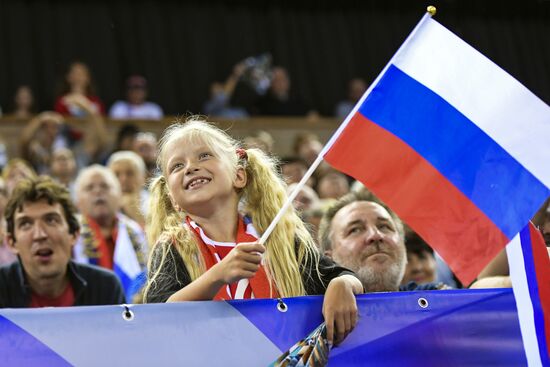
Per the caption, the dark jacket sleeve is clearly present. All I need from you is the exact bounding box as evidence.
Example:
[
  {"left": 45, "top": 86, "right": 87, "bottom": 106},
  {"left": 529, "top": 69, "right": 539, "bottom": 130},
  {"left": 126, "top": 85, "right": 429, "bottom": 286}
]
[
  {"left": 110, "top": 275, "right": 126, "bottom": 304},
  {"left": 71, "top": 262, "right": 127, "bottom": 306},
  {"left": 0, "top": 262, "right": 28, "bottom": 308},
  {"left": 144, "top": 239, "right": 192, "bottom": 303},
  {"left": 91, "top": 267, "right": 126, "bottom": 305},
  {"left": 301, "top": 252, "right": 357, "bottom": 296}
]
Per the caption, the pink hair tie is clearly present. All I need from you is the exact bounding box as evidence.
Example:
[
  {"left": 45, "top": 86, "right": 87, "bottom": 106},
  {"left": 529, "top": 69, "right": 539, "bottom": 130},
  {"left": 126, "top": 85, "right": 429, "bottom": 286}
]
[{"left": 236, "top": 148, "right": 248, "bottom": 160}]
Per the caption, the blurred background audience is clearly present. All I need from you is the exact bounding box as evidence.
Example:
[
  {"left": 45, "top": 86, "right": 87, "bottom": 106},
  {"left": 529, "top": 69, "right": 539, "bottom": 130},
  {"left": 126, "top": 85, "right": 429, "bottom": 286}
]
[
  {"left": 109, "top": 76, "right": 164, "bottom": 120},
  {"left": 10, "top": 85, "right": 35, "bottom": 119},
  {"left": 55, "top": 61, "right": 105, "bottom": 117}
]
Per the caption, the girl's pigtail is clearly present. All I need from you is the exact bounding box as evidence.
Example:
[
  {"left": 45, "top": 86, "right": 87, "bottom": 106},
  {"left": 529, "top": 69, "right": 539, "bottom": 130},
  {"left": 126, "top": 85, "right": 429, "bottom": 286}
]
[
  {"left": 146, "top": 175, "right": 177, "bottom": 247},
  {"left": 243, "top": 148, "right": 318, "bottom": 297}
]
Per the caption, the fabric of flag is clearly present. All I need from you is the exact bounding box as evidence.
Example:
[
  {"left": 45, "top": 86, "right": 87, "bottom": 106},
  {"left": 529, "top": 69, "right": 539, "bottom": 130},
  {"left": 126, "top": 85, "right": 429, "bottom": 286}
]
[
  {"left": 323, "top": 15, "right": 550, "bottom": 285},
  {"left": 73, "top": 213, "right": 148, "bottom": 301},
  {"left": 270, "top": 322, "right": 329, "bottom": 367},
  {"left": 0, "top": 290, "right": 527, "bottom": 366},
  {"left": 507, "top": 222, "right": 550, "bottom": 366},
  {"left": 112, "top": 216, "right": 147, "bottom": 301}
]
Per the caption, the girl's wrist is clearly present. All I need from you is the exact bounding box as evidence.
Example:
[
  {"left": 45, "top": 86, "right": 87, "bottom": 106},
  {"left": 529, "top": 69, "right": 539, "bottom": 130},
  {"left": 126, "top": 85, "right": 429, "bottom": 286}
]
[
  {"left": 207, "top": 262, "right": 227, "bottom": 289},
  {"left": 332, "top": 274, "right": 363, "bottom": 294}
]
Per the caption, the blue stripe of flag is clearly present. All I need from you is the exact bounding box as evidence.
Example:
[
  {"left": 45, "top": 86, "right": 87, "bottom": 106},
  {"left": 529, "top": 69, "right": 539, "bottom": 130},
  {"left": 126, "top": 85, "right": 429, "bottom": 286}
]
[{"left": 359, "top": 65, "right": 550, "bottom": 239}]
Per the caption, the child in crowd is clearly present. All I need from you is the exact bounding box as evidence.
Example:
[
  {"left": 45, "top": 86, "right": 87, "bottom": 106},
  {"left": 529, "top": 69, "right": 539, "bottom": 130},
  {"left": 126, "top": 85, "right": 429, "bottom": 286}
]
[
  {"left": 401, "top": 232, "right": 437, "bottom": 286},
  {"left": 143, "top": 118, "right": 362, "bottom": 344}
]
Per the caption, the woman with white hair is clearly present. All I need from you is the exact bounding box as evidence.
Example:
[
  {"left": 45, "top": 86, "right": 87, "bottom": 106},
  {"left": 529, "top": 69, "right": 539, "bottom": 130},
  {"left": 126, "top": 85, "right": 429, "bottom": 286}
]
[{"left": 107, "top": 150, "right": 149, "bottom": 227}]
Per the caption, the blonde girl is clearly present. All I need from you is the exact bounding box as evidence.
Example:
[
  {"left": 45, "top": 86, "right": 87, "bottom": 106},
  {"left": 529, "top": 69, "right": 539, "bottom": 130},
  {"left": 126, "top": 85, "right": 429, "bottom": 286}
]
[{"left": 143, "top": 118, "right": 362, "bottom": 344}]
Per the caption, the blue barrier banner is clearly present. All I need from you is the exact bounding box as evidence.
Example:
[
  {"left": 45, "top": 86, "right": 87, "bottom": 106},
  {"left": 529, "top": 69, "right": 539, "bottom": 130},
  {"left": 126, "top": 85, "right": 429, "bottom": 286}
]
[{"left": 0, "top": 289, "right": 526, "bottom": 366}]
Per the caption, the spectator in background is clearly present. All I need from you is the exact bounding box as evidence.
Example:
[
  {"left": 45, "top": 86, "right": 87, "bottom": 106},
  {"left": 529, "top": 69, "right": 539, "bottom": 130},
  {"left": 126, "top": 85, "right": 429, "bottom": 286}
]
[
  {"left": 303, "top": 208, "right": 324, "bottom": 244},
  {"left": 114, "top": 124, "right": 140, "bottom": 153},
  {"left": 0, "top": 176, "right": 125, "bottom": 308},
  {"left": 254, "top": 67, "right": 314, "bottom": 116},
  {"left": 287, "top": 183, "right": 320, "bottom": 213},
  {"left": 55, "top": 61, "right": 105, "bottom": 117},
  {"left": 20, "top": 105, "right": 108, "bottom": 173},
  {"left": 243, "top": 130, "right": 274, "bottom": 155},
  {"left": 401, "top": 232, "right": 437, "bottom": 286},
  {"left": 293, "top": 132, "right": 331, "bottom": 181},
  {"left": 401, "top": 229, "right": 459, "bottom": 288},
  {"left": 50, "top": 148, "right": 78, "bottom": 198},
  {"left": 316, "top": 170, "right": 350, "bottom": 200},
  {"left": 203, "top": 62, "right": 249, "bottom": 119},
  {"left": 280, "top": 156, "right": 309, "bottom": 186},
  {"left": 107, "top": 151, "right": 148, "bottom": 227},
  {"left": 286, "top": 183, "right": 323, "bottom": 242},
  {"left": 0, "top": 177, "right": 16, "bottom": 266},
  {"left": 10, "top": 85, "right": 35, "bottom": 119},
  {"left": 3, "top": 159, "right": 36, "bottom": 197},
  {"left": 334, "top": 78, "right": 366, "bottom": 118},
  {"left": 133, "top": 132, "right": 158, "bottom": 180},
  {"left": 293, "top": 132, "right": 323, "bottom": 166},
  {"left": 102, "top": 123, "right": 141, "bottom": 166},
  {"left": 73, "top": 165, "right": 148, "bottom": 301},
  {"left": 109, "top": 75, "right": 163, "bottom": 120},
  {"left": 19, "top": 111, "right": 65, "bottom": 174}
]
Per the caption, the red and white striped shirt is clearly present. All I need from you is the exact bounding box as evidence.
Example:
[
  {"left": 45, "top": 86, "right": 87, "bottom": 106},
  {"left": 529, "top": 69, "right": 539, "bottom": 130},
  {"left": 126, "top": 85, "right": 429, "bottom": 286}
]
[{"left": 186, "top": 216, "right": 260, "bottom": 300}]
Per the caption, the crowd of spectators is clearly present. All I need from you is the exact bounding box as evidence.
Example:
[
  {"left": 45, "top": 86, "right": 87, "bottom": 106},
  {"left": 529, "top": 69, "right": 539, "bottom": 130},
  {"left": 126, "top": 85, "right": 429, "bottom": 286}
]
[
  {"left": 1, "top": 59, "right": 367, "bottom": 121},
  {"left": 0, "top": 60, "right": 546, "bottom": 310}
]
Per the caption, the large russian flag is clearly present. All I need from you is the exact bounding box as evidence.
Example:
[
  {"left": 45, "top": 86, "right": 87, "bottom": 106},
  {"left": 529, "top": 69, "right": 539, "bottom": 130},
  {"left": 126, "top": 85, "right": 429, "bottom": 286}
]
[{"left": 323, "top": 14, "right": 550, "bottom": 286}]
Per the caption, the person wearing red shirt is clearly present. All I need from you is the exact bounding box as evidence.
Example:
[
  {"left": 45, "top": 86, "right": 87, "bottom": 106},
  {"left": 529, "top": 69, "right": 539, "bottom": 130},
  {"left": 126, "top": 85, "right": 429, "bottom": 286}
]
[{"left": 54, "top": 61, "right": 105, "bottom": 117}]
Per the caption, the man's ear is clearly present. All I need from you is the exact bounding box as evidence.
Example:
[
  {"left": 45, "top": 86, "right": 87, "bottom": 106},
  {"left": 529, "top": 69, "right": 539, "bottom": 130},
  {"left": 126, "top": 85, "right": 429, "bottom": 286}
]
[
  {"left": 6, "top": 234, "right": 19, "bottom": 255},
  {"left": 324, "top": 249, "right": 333, "bottom": 258},
  {"left": 234, "top": 166, "right": 247, "bottom": 189}
]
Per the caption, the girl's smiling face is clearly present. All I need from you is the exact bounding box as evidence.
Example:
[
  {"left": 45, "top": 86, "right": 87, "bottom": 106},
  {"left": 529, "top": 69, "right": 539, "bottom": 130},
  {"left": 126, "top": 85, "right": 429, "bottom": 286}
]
[{"left": 165, "top": 137, "right": 246, "bottom": 216}]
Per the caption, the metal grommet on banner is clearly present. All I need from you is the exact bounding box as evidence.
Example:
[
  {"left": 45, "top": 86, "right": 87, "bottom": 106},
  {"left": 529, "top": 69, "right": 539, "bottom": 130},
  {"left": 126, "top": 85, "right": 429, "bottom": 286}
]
[
  {"left": 121, "top": 304, "right": 134, "bottom": 321},
  {"left": 418, "top": 297, "right": 429, "bottom": 309},
  {"left": 277, "top": 298, "right": 288, "bottom": 313}
]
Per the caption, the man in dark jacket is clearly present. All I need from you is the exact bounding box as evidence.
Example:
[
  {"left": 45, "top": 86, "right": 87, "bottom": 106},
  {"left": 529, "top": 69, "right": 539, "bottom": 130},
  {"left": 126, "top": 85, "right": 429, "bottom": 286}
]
[{"left": 0, "top": 176, "right": 124, "bottom": 308}]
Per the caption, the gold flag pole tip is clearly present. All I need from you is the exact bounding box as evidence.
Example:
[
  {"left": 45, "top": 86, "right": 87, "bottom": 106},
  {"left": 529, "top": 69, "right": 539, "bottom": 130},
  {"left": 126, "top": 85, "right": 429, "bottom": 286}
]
[{"left": 427, "top": 6, "right": 437, "bottom": 16}]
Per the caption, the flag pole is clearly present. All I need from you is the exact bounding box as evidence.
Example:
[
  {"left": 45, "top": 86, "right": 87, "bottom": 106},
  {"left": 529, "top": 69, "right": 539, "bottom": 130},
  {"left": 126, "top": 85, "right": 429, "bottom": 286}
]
[{"left": 258, "top": 6, "right": 437, "bottom": 245}]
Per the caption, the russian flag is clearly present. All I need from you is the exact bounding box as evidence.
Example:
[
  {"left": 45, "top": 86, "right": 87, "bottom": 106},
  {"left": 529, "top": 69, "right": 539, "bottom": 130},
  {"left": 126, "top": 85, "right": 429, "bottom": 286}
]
[
  {"left": 323, "top": 14, "right": 550, "bottom": 286},
  {"left": 507, "top": 223, "right": 550, "bottom": 365},
  {"left": 113, "top": 219, "right": 147, "bottom": 302}
]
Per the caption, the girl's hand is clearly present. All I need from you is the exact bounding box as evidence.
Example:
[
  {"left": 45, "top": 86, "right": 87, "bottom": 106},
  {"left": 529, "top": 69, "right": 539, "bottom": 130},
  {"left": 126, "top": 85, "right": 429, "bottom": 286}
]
[
  {"left": 212, "top": 242, "right": 265, "bottom": 285},
  {"left": 322, "top": 275, "right": 362, "bottom": 346},
  {"left": 166, "top": 242, "right": 265, "bottom": 303}
]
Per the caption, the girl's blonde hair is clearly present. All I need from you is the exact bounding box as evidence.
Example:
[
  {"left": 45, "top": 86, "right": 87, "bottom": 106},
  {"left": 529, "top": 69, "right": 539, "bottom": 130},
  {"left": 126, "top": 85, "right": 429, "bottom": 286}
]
[{"left": 144, "top": 118, "right": 319, "bottom": 299}]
